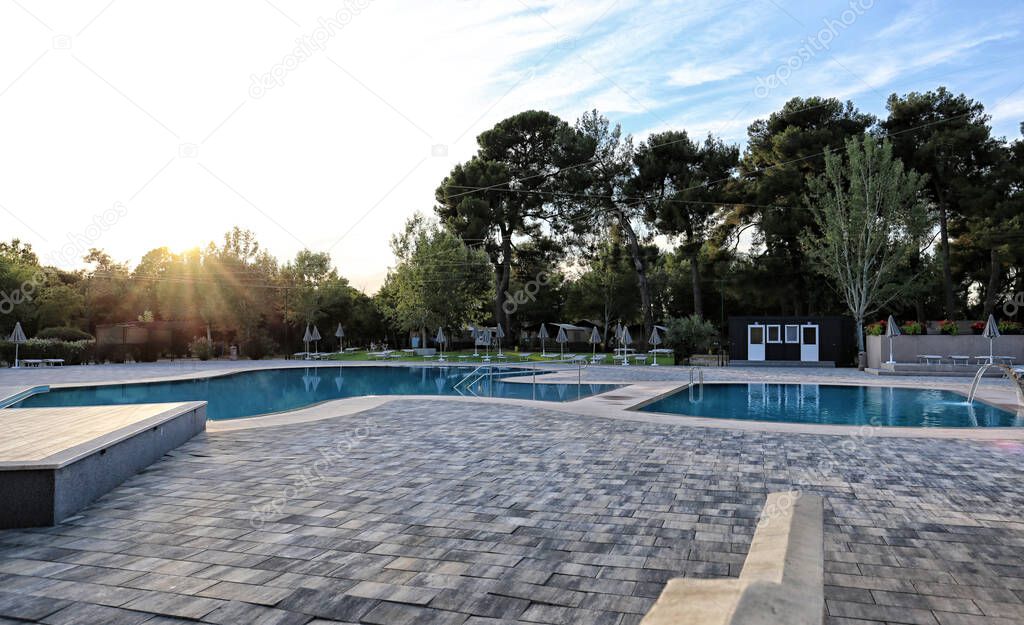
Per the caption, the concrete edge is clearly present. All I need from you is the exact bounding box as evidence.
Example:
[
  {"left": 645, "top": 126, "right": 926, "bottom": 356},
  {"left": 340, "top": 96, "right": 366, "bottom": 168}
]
[
  {"left": 0, "top": 385, "right": 49, "bottom": 408},
  {"left": 640, "top": 491, "right": 824, "bottom": 625}
]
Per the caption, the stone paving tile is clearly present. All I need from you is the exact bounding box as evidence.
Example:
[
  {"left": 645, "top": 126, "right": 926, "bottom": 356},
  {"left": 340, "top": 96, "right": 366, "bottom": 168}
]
[{"left": 0, "top": 399, "right": 1022, "bottom": 624}]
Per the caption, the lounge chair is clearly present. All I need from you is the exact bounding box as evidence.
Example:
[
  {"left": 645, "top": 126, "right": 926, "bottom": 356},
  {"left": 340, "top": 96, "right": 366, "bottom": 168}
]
[
  {"left": 589, "top": 354, "right": 607, "bottom": 364},
  {"left": 517, "top": 352, "right": 533, "bottom": 361}
]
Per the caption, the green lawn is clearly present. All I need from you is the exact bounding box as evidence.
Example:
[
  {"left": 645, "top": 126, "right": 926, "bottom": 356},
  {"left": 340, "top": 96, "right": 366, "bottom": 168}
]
[{"left": 322, "top": 349, "right": 676, "bottom": 365}]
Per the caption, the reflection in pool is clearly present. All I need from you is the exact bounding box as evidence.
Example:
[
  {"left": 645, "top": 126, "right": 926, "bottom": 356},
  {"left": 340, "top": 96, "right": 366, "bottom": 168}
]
[
  {"left": 13, "top": 366, "right": 620, "bottom": 420},
  {"left": 639, "top": 383, "right": 1022, "bottom": 428}
]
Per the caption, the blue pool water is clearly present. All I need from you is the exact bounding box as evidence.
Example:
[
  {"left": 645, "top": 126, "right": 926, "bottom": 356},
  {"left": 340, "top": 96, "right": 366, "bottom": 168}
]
[
  {"left": 13, "top": 366, "right": 619, "bottom": 420},
  {"left": 640, "top": 383, "right": 1022, "bottom": 428}
]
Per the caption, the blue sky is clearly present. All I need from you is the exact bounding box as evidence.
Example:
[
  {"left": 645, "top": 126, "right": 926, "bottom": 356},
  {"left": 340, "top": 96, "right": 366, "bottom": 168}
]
[
  {"left": 1, "top": 0, "right": 1021, "bottom": 291},
  {"left": 497, "top": 0, "right": 1024, "bottom": 144}
]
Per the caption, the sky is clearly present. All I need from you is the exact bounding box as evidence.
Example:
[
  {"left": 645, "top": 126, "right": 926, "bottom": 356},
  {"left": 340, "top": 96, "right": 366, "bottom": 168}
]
[{"left": 1, "top": 0, "right": 1022, "bottom": 293}]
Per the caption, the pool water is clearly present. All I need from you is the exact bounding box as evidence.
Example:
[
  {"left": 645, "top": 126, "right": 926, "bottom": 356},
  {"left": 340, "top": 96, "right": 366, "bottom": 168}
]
[
  {"left": 13, "top": 366, "right": 619, "bottom": 420},
  {"left": 639, "top": 383, "right": 1022, "bottom": 428}
]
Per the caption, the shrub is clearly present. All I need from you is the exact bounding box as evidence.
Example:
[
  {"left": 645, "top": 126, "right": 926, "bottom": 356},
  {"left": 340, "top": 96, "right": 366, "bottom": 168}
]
[
  {"left": 0, "top": 338, "right": 96, "bottom": 365},
  {"left": 998, "top": 320, "right": 1022, "bottom": 335},
  {"left": 865, "top": 320, "right": 886, "bottom": 336},
  {"left": 245, "top": 332, "right": 278, "bottom": 360},
  {"left": 189, "top": 337, "right": 213, "bottom": 360},
  {"left": 36, "top": 326, "right": 94, "bottom": 341},
  {"left": 665, "top": 314, "right": 718, "bottom": 359},
  {"left": 971, "top": 321, "right": 986, "bottom": 334},
  {"left": 900, "top": 321, "right": 923, "bottom": 335},
  {"left": 938, "top": 319, "right": 959, "bottom": 335}
]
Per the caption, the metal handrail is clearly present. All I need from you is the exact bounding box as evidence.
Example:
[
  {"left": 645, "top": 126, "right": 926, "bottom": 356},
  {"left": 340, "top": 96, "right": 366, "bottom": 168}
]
[
  {"left": 968, "top": 363, "right": 1023, "bottom": 406},
  {"left": 454, "top": 364, "right": 488, "bottom": 390},
  {"left": 689, "top": 367, "right": 704, "bottom": 402}
]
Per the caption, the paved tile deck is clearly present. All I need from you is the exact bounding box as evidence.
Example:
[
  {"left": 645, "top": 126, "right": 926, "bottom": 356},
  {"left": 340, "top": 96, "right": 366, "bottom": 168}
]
[{"left": 0, "top": 399, "right": 1022, "bottom": 624}]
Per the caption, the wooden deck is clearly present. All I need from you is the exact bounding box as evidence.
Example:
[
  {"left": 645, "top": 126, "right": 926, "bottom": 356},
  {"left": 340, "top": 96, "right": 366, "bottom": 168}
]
[{"left": 0, "top": 403, "right": 199, "bottom": 468}]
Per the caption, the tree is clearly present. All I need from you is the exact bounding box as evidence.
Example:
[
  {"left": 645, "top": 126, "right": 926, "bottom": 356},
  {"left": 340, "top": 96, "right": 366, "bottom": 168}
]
[
  {"left": 735, "top": 97, "right": 875, "bottom": 314},
  {"left": 633, "top": 131, "right": 739, "bottom": 318},
  {"left": 378, "top": 214, "right": 492, "bottom": 345},
  {"left": 881, "top": 87, "right": 999, "bottom": 318},
  {"left": 572, "top": 110, "right": 659, "bottom": 347},
  {"left": 803, "top": 136, "right": 931, "bottom": 352},
  {"left": 436, "top": 110, "right": 591, "bottom": 331}
]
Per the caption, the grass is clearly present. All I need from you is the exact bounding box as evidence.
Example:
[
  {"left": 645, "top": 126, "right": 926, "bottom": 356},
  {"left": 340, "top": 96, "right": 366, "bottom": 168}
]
[{"left": 323, "top": 349, "right": 675, "bottom": 365}]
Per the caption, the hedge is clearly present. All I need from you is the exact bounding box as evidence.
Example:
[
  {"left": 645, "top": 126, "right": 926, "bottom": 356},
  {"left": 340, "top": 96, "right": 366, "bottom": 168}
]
[
  {"left": 0, "top": 339, "right": 96, "bottom": 366},
  {"left": 36, "top": 326, "right": 94, "bottom": 341}
]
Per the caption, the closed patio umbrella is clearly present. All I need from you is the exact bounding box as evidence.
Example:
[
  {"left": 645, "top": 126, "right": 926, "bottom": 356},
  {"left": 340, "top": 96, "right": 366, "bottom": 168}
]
[
  {"left": 538, "top": 323, "right": 549, "bottom": 356},
  {"left": 8, "top": 321, "right": 27, "bottom": 368},
  {"left": 555, "top": 325, "right": 568, "bottom": 359},
  {"left": 469, "top": 324, "right": 479, "bottom": 356},
  {"left": 588, "top": 326, "right": 601, "bottom": 359},
  {"left": 335, "top": 323, "right": 345, "bottom": 351},
  {"left": 435, "top": 327, "right": 446, "bottom": 361},
  {"left": 983, "top": 314, "right": 1000, "bottom": 362},
  {"left": 302, "top": 324, "right": 312, "bottom": 358},
  {"left": 311, "top": 325, "right": 322, "bottom": 355},
  {"left": 620, "top": 327, "right": 632, "bottom": 366},
  {"left": 649, "top": 327, "right": 663, "bottom": 366},
  {"left": 495, "top": 323, "right": 505, "bottom": 356},
  {"left": 478, "top": 327, "right": 492, "bottom": 358},
  {"left": 884, "top": 315, "right": 900, "bottom": 365}
]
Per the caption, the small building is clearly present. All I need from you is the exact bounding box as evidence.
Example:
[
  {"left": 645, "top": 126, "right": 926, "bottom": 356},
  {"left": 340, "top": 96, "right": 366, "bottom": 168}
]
[{"left": 728, "top": 316, "right": 856, "bottom": 367}]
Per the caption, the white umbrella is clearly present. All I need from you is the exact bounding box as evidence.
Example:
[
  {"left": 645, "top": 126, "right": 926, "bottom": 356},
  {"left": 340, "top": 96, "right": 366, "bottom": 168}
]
[
  {"left": 588, "top": 326, "right": 601, "bottom": 359},
  {"left": 335, "top": 323, "right": 345, "bottom": 351},
  {"left": 479, "top": 328, "right": 492, "bottom": 358},
  {"left": 8, "top": 322, "right": 27, "bottom": 368},
  {"left": 538, "top": 323, "right": 549, "bottom": 356},
  {"left": 469, "top": 324, "right": 479, "bottom": 356},
  {"left": 620, "top": 326, "right": 633, "bottom": 366},
  {"left": 555, "top": 325, "right": 568, "bottom": 359},
  {"left": 982, "top": 314, "right": 1000, "bottom": 362},
  {"left": 884, "top": 315, "right": 900, "bottom": 365},
  {"left": 311, "top": 325, "right": 322, "bottom": 354},
  {"left": 435, "top": 327, "right": 446, "bottom": 361},
  {"left": 649, "top": 327, "right": 663, "bottom": 366},
  {"left": 495, "top": 323, "right": 505, "bottom": 356},
  {"left": 302, "top": 324, "right": 312, "bottom": 358}
]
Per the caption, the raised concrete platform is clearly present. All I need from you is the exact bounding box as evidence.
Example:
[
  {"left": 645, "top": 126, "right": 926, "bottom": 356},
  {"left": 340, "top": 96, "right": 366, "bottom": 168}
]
[
  {"left": 642, "top": 491, "right": 824, "bottom": 625},
  {"left": 0, "top": 401, "right": 206, "bottom": 528}
]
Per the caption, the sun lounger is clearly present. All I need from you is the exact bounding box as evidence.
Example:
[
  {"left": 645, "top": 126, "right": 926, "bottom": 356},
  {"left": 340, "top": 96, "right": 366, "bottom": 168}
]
[
  {"left": 589, "top": 354, "right": 607, "bottom": 364},
  {"left": 632, "top": 354, "right": 648, "bottom": 365},
  {"left": 918, "top": 354, "right": 942, "bottom": 365},
  {"left": 43, "top": 358, "right": 65, "bottom": 366},
  {"left": 950, "top": 355, "right": 971, "bottom": 366},
  {"left": 995, "top": 356, "right": 1016, "bottom": 365},
  {"left": 517, "top": 352, "right": 533, "bottom": 361}
]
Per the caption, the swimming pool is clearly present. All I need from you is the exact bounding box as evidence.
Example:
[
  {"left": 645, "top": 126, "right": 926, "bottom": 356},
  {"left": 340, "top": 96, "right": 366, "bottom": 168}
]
[
  {"left": 12, "top": 366, "right": 620, "bottom": 420},
  {"left": 639, "top": 383, "right": 1022, "bottom": 428}
]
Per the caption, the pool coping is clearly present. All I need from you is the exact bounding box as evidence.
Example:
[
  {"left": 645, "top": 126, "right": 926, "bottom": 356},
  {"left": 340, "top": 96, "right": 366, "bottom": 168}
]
[{"left": 4, "top": 362, "right": 1024, "bottom": 440}]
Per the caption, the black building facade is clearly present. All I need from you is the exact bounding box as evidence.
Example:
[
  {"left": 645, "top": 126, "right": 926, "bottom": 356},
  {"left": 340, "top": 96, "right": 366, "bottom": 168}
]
[{"left": 728, "top": 316, "right": 856, "bottom": 366}]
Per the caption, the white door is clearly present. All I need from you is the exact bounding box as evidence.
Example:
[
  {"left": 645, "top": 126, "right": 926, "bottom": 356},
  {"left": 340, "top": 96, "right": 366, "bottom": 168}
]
[
  {"left": 800, "top": 324, "right": 819, "bottom": 362},
  {"left": 748, "top": 324, "right": 765, "bottom": 361}
]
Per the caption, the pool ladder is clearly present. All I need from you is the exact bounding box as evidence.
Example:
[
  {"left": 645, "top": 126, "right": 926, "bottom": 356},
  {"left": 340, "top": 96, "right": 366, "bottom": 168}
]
[
  {"left": 689, "top": 367, "right": 704, "bottom": 402},
  {"left": 454, "top": 364, "right": 493, "bottom": 393},
  {"left": 968, "top": 363, "right": 1023, "bottom": 406}
]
